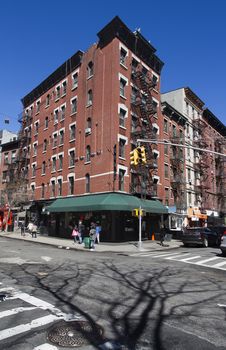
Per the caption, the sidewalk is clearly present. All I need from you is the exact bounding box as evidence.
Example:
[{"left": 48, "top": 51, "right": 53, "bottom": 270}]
[{"left": 0, "top": 228, "right": 182, "bottom": 254}]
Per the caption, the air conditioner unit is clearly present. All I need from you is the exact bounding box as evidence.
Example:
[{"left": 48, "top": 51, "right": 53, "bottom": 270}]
[{"left": 85, "top": 128, "right": 91, "bottom": 135}]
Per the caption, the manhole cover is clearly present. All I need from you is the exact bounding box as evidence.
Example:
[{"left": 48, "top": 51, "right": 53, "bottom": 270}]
[{"left": 47, "top": 320, "right": 104, "bottom": 347}]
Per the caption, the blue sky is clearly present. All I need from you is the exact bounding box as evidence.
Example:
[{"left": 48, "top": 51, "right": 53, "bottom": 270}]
[{"left": 0, "top": 0, "right": 225, "bottom": 132}]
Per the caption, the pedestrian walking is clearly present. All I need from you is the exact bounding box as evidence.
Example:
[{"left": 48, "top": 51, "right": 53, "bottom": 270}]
[
  {"left": 20, "top": 222, "right": 25, "bottom": 236},
  {"left": 95, "top": 222, "right": 101, "bottom": 244},
  {"left": 89, "top": 223, "right": 96, "bottom": 250},
  {"left": 71, "top": 225, "right": 79, "bottom": 243},
  {"left": 78, "top": 220, "right": 85, "bottom": 244}
]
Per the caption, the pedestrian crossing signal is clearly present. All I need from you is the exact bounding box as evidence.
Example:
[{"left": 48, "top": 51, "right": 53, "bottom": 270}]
[{"left": 130, "top": 148, "right": 139, "bottom": 166}]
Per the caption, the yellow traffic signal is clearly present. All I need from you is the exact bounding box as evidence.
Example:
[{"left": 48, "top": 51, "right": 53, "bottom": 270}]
[
  {"left": 130, "top": 148, "right": 139, "bottom": 166},
  {"left": 137, "top": 146, "right": 147, "bottom": 164}
]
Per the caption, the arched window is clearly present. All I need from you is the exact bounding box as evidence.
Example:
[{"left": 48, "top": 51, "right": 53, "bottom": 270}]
[
  {"left": 86, "top": 145, "right": 91, "bottom": 162},
  {"left": 87, "top": 89, "right": 93, "bottom": 106},
  {"left": 87, "top": 61, "right": 94, "bottom": 78},
  {"left": 42, "top": 161, "right": 46, "bottom": 174},
  {"left": 87, "top": 117, "right": 92, "bottom": 129},
  {"left": 85, "top": 173, "right": 90, "bottom": 193}
]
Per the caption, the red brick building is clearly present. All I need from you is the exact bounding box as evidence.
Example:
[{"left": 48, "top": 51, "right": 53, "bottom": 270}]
[{"left": 20, "top": 17, "right": 172, "bottom": 240}]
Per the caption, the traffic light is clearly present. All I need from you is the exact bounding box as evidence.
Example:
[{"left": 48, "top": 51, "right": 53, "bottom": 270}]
[
  {"left": 130, "top": 148, "right": 139, "bottom": 166},
  {"left": 137, "top": 146, "right": 147, "bottom": 164}
]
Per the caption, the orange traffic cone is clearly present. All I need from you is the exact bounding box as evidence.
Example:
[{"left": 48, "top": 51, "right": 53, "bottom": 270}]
[{"left": 151, "top": 233, "right": 155, "bottom": 241}]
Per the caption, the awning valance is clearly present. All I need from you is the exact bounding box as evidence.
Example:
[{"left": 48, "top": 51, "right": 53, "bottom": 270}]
[{"left": 46, "top": 193, "right": 168, "bottom": 214}]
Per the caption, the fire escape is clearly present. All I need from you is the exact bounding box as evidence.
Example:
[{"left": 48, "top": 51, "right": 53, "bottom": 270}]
[
  {"left": 7, "top": 111, "right": 33, "bottom": 205},
  {"left": 215, "top": 137, "right": 226, "bottom": 215},
  {"left": 130, "top": 62, "right": 158, "bottom": 199},
  {"left": 193, "top": 118, "right": 210, "bottom": 209},
  {"left": 170, "top": 133, "right": 186, "bottom": 212}
]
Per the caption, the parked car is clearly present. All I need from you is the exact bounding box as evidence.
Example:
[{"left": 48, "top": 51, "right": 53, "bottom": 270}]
[{"left": 182, "top": 227, "right": 221, "bottom": 247}]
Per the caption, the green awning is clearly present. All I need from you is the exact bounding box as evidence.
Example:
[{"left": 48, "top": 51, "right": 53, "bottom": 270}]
[{"left": 46, "top": 193, "right": 168, "bottom": 214}]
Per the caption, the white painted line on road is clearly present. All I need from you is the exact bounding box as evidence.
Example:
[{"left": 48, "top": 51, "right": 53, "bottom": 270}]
[
  {"left": 0, "top": 307, "right": 37, "bottom": 319},
  {"left": 179, "top": 255, "right": 201, "bottom": 262},
  {"left": 13, "top": 293, "right": 57, "bottom": 311},
  {"left": 152, "top": 252, "right": 190, "bottom": 258},
  {"left": 211, "top": 261, "right": 226, "bottom": 268},
  {"left": 33, "top": 343, "right": 58, "bottom": 350},
  {"left": 218, "top": 304, "right": 226, "bottom": 308},
  {"left": 164, "top": 253, "right": 191, "bottom": 260},
  {"left": 0, "top": 315, "right": 60, "bottom": 341},
  {"left": 195, "top": 257, "right": 220, "bottom": 265}
]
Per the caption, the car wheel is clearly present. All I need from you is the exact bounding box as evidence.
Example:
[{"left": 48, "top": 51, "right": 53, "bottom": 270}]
[{"left": 203, "top": 237, "right": 208, "bottom": 248}]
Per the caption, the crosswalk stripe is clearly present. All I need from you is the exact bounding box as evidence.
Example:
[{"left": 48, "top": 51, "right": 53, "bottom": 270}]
[
  {"left": 179, "top": 255, "right": 201, "bottom": 262},
  {"left": 165, "top": 253, "right": 191, "bottom": 260},
  {"left": 195, "top": 257, "right": 220, "bottom": 265},
  {"left": 211, "top": 261, "right": 226, "bottom": 268},
  {"left": 0, "top": 315, "right": 61, "bottom": 341},
  {"left": 33, "top": 343, "right": 58, "bottom": 349},
  {"left": 0, "top": 307, "right": 37, "bottom": 319}
]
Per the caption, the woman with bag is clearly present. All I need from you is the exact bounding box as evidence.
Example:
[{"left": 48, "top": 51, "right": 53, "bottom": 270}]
[{"left": 71, "top": 225, "right": 79, "bottom": 243}]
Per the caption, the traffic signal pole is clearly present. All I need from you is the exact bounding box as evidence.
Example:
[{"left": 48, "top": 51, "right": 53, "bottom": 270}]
[{"left": 138, "top": 206, "right": 143, "bottom": 250}]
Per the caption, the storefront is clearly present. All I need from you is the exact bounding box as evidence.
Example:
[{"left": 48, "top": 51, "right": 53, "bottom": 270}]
[
  {"left": 187, "top": 207, "right": 207, "bottom": 227},
  {"left": 45, "top": 192, "right": 168, "bottom": 242}
]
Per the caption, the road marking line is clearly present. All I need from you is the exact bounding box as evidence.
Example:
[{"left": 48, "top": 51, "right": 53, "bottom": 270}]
[
  {"left": 179, "top": 255, "right": 201, "bottom": 262},
  {"left": 33, "top": 343, "right": 58, "bottom": 349},
  {"left": 164, "top": 253, "right": 191, "bottom": 260},
  {"left": 211, "top": 261, "right": 226, "bottom": 268},
  {"left": 0, "top": 315, "right": 61, "bottom": 341},
  {"left": 151, "top": 252, "right": 188, "bottom": 258},
  {"left": 195, "top": 257, "right": 220, "bottom": 265},
  {"left": 0, "top": 307, "right": 37, "bottom": 319}
]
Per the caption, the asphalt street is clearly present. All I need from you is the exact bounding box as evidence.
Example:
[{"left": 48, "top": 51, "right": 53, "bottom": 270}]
[{"left": 0, "top": 237, "right": 226, "bottom": 350}]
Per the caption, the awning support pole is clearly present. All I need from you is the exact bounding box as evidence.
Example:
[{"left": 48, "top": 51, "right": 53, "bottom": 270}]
[{"left": 138, "top": 206, "right": 143, "bottom": 250}]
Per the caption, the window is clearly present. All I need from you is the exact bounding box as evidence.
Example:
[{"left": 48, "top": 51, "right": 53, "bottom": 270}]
[
  {"left": 86, "top": 146, "right": 91, "bottom": 162},
  {"left": 32, "top": 164, "right": 36, "bottom": 177},
  {"left": 164, "top": 119, "right": 168, "bottom": 133},
  {"left": 52, "top": 157, "right": 57, "bottom": 172},
  {"left": 33, "top": 143, "right": 37, "bottom": 156},
  {"left": 53, "top": 133, "right": 58, "bottom": 148},
  {"left": 69, "top": 124, "right": 76, "bottom": 140},
  {"left": 131, "top": 87, "right": 137, "bottom": 104},
  {"left": 192, "top": 107, "right": 195, "bottom": 118},
  {"left": 152, "top": 100, "right": 158, "bottom": 113},
  {"left": 42, "top": 161, "right": 46, "bottom": 175},
  {"left": 172, "top": 125, "right": 177, "bottom": 137},
  {"left": 188, "top": 168, "right": 191, "bottom": 181},
  {"left": 85, "top": 173, "right": 90, "bottom": 193},
  {"left": 58, "top": 179, "right": 62, "bottom": 196},
  {"left": 119, "top": 139, "right": 126, "bottom": 158},
  {"left": 46, "top": 94, "right": 50, "bottom": 107},
  {"left": 59, "top": 154, "right": 63, "bottom": 170},
  {"left": 36, "top": 100, "right": 40, "bottom": 113},
  {"left": 165, "top": 187, "right": 169, "bottom": 206},
  {"left": 87, "top": 90, "right": 93, "bottom": 106},
  {"left": 131, "top": 116, "right": 137, "bottom": 133},
  {"left": 179, "top": 129, "right": 183, "bottom": 141},
  {"left": 34, "top": 122, "right": 39, "bottom": 135},
  {"left": 142, "top": 66, "right": 148, "bottom": 77},
  {"left": 119, "top": 169, "right": 125, "bottom": 191},
  {"left": 152, "top": 74, "right": 158, "bottom": 87},
  {"left": 41, "top": 183, "right": 45, "bottom": 198},
  {"left": 164, "top": 144, "right": 168, "bottom": 155},
  {"left": 68, "top": 176, "right": 74, "bottom": 195},
  {"left": 131, "top": 58, "right": 138, "bottom": 74},
  {"left": 71, "top": 98, "right": 77, "bottom": 114},
  {"left": 188, "top": 192, "right": 192, "bottom": 206},
  {"left": 11, "top": 151, "right": 16, "bottom": 162},
  {"left": 72, "top": 72, "right": 78, "bottom": 89},
  {"left": 69, "top": 150, "right": 75, "bottom": 167},
  {"left": 120, "top": 48, "right": 127, "bottom": 65},
  {"left": 62, "top": 81, "right": 67, "bottom": 95},
  {"left": 59, "top": 130, "right": 64, "bottom": 145},
  {"left": 87, "top": 117, "right": 92, "bottom": 129},
  {"left": 51, "top": 180, "right": 56, "bottom": 197},
  {"left": 120, "top": 78, "right": 126, "bottom": 97},
  {"left": 179, "top": 147, "right": 183, "bottom": 159},
  {"left": 119, "top": 108, "right": 126, "bottom": 127},
  {"left": 31, "top": 184, "right": 35, "bottom": 195},
  {"left": 56, "top": 86, "right": 60, "bottom": 99},
  {"left": 54, "top": 109, "right": 59, "bottom": 123},
  {"left": 87, "top": 61, "right": 94, "bottom": 78},
  {"left": 164, "top": 164, "right": 169, "bottom": 178},
  {"left": 2, "top": 171, "right": 7, "bottom": 180},
  {"left": 60, "top": 105, "right": 66, "bottom": 120},
  {"left": 43, "top": 139, "right": 47, "bottom": 152},
  {"left": 44, "top": 117, "right": 49, "bottom": 129},
  {"left": 186, "top": 102, "right": 189, "bottom": 115}
]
